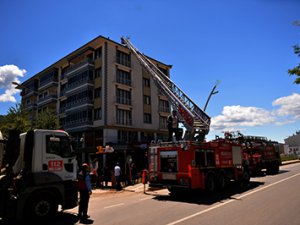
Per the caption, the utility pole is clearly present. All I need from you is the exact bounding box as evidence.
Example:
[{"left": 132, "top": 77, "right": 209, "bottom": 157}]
[{"left": 204, "top": 80, "right": 220, "bottom": 112}]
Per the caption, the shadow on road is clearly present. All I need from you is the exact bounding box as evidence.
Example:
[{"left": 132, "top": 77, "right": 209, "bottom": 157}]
[
  {"left": 152, "top": 181, "right": 264, "bottom": 206},
  {"left": 0, "top": 212, "right": 94, "bottom": 225}
]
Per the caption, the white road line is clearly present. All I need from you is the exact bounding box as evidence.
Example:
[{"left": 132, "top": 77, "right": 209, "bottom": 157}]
[
  {"left": 166, "top": 172, "right": 300, "bottom": 225},
  {"left": 139, "top": 196, "right": 153, "bottom": 201},
  {"left": 103, "top": 203, "right": 125, "bottom": 209}
]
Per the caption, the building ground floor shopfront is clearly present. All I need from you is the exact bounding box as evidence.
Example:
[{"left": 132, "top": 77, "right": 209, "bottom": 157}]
[{"left": 67, "top": 127, "right": 167, "bottom": 186}]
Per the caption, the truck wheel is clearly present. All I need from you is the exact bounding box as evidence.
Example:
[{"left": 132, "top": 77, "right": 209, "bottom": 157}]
[
  {"left": 26, "top": 192, "right": 58, "bottom": 221},
  {"left": 167, "top": 186, "right": 183, "bottom": 196},
  {"left": 217, "top": 170, "right": 228, "bottom": 190},
  {"left": 205, "top": 171, "right": 216, "bottom": 193},
  {"left": 241, "top": 169, "right": 250, "bottom": 185},
  {"left": 267, "top": 162, "right": 279, "bottom": 175}
]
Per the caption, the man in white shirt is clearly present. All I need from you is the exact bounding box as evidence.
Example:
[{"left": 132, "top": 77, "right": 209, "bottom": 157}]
[{"left": 114, "top": 162, "right": 122, "bottom": 190}]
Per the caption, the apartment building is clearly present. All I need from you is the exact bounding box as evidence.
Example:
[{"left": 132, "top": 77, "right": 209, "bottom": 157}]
[{"left": 20, "top": 36, "right": 172, "bottom": 158}]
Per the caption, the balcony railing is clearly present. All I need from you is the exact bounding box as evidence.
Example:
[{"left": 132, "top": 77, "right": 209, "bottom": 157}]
[
  {"left": 64, "top": 117, "right": 93, "bottom": 129},
  {"left": 64, "top": 59, "right": 94, "bottom": 77},
  {"left": 39, "top": 77, "right": 58, "bottom": 90},
  {"left": 37, "top": 94, "right": 57, "bottom": 106},
  {"left": 65, "top": 79, "right": 94, "bottom": 94},
  {"left": 65, "top": 98, "right": 93, "bottom": 111}
]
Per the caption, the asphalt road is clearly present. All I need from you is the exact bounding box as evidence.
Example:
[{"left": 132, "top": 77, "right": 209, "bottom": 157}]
[{"left": 16, "top": 162, "right": 300, "bottom": 225}]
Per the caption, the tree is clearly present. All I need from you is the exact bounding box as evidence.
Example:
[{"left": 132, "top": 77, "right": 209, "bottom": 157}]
[
  {"left": 35, "top": 110, "right": 59, "bottom": 130},
  {"left": 288, "top": 44, "right": 300, "bottom": 84},
  {"left": 0, "top": 103, "right": 31, "bottom": 138},
  {"left": 288, "top": 21, "right": 300, "bottom": 84}
]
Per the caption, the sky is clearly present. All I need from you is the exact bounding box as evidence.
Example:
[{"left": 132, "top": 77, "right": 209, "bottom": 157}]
[{"left": 0, "top": 0, "right": 299, "bottom": 143}]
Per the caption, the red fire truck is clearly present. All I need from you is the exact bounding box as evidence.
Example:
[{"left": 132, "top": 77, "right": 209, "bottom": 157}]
[
  {"left": 148, "top": 139, "right": 250, "bottom": 193},
  {"left": 121, "top": 38, "right": 250, "bottom": 194},
  {"left": 227, "top": 132, "right": 281, "bottom": 175}
]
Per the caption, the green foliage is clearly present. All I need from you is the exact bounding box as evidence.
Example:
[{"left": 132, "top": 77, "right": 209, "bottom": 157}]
[
  {"left": 288, "top": 44, "right": 300, "bottom": 84},
  {"left": 288, "top": 21, "right": 300, "bottom": 84},
  {"left": 35, "top": 110, "right": 59, "bottom": 130},
  {"left": 0, "top": 103, "right": 31, "bottom": 138}
]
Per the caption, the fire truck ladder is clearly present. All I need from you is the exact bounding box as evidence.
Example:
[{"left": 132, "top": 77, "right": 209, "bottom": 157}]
[{"left": 121, "top": 37, "right": 211, "bottom": 136}]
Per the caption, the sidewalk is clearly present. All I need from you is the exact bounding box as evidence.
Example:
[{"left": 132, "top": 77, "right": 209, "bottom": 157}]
[{"left": 92, "top": 182, "right": 148, "bottom": 194}]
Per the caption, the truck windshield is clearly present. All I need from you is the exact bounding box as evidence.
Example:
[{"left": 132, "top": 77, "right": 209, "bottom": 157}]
[
  {"left": 46, "top": 135, "right": 73, "bottom": 158},
  {"left": 160, "top": 151, "right": 178, "bottom": 172}
]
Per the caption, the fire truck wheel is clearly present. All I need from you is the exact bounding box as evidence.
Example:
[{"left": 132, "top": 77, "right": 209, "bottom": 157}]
[
  {"left": 25, "top": 192, "right": 58, "bottom": 221},
  {"left": 266, "top": 162, "right": 279, "bottom": 175},
  {"left": 205, "top": 171, "right": 216, "bottom": 193},
  {"left": 167, "top": 186, "right": 183, "bottom": 196},
  {"left": 216, "top": 170, "right": 228, "bottom": 190},
  {"left": 241, "top": 169, "right": 250, "bottom": 185}
]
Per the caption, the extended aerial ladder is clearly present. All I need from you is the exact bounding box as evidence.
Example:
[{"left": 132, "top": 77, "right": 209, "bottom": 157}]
[{"left": 121, "top": 37, "right": 211, "bottom": 140}]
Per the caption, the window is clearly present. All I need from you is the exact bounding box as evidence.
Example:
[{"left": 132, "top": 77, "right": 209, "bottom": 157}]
[
  {"left": 116, "top": 50, "right": 131, "bottom": 67},
  {"left": 160, "top": 151, "right": 178, "bottom": 172},
  {"left": 143, "top": 78, "right": 150, "bottom": 87},
  {"left": 116, "top": 89, "right": 131, "bottom": 105},
  {"left": 118, "top": 130, "right": 138, "bottom": 143},
  {"left": 159, "top": 116, "right": 167, "bottom": 129},
  {"left": 46, "top": 135, "right": 73, "bottom": 157},
  {"left": 143, "top": 95, "right": 151, "bottom": 105},
  {"left": 95, "top": 47, "right": 102, "bottom": 59},
  {"left": 95, "top": 68, "right": 102, "bottom": 78},
  {"left": 116, "top": 69, "right": 131, "bottom": 86},
  {"left": 144, "top": 113, "right": 152, "bottom": 124},
  {"left": 94, "top": 87, "right": 102, "bottom": 98},
  {"left": 116, "top": 108, "right": 132, "bottom": 125},
  {"left": 159, "top": 99, "right": 170, "bottom": 112},
  {"left": 94, "top": 108, "right": 102, "bottom": 120}
]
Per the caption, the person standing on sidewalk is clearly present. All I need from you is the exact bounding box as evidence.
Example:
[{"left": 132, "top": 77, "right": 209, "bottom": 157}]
[
  {"left": 114, "top": 162, "right": 122, "bottom": 190},
  {"left": 77, "top": 163, "right": 92, "bottom": 221}
]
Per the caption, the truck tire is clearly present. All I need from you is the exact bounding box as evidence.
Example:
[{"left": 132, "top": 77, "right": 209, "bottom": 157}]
[
  {"left": 216, "top": 170, "right": 228, "bottom": 190},
  {"left": 205, "top": 171, "right": 216, "bottom": 193},
  {"left": 240, "top": 169, "right": 250, "bottom": 186},
  {"left": 266, "top": 162, "right": 279, "bottom": 175},
  {"left": 25, "top": 192, "right": 58, "bottom": 221}
]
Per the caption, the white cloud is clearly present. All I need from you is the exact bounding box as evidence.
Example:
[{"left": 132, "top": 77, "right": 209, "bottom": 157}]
[
  {"left": 0, "top": 65, "right": 26, "bottom": 102},
  {"left": 272, "top": 93, "right": 300, "bottom": 120},
  {"left": 210, "top": 93, "right": 300, "bottom": 132},
  {"left": 211, "top": 105, "right": 276, "bottom": 131}
]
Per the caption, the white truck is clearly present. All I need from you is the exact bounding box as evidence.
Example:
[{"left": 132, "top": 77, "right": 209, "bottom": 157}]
[{"left": 0, "top": 129, "right": 78, "bottom": 223}]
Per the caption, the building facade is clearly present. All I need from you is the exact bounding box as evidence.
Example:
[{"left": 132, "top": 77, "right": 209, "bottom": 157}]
[
  {"left": 20, "top": 36, "right": 172, "bottom": 161},
  {"left": 284, "top": 131, "right": 300, "bottom": 155}
]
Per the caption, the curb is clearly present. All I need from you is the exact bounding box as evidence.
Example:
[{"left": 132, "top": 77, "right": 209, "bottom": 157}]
[{"left": 281, "top": 159, "right": 300, "bottom": 165}]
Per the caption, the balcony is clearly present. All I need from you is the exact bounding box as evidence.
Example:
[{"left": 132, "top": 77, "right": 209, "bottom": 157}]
[
  {"left": 66, "top": 80, "right": 94, "bottom": 95},
  {"left": 64, "top": 59, "right": 94, "bottom": 78},
  {"left": 39, "top": 77, "right": 58, "bottom": 91},
  {"left": 65, "top": 98, "right": 94, "bottom": 112},
  {"left": 63, "top": 117, "right": 93, "bottom": 131},
  {"left": 37, "top": 94, "right": 57, "bottom": 106}
]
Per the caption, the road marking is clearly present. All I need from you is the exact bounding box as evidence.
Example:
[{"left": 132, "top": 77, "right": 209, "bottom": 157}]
[
  {"left": 103, "top": 203, "right": 124, "bottom": 209},
  {"left": 166, "top": 172, "right": 300, "bottom": 225},
  {"left": 139, "top": 196, "right": 153, "bottom": 201}
]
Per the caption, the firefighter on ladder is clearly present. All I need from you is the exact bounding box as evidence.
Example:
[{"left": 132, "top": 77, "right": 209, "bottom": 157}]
[{"left": 167, "top": 110, "right": 181, "bottom": 141}]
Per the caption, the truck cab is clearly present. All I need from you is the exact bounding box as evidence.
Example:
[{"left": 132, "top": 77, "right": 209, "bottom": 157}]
[{"left": 0, "top": 129, "right": 78, "bottom": 222}]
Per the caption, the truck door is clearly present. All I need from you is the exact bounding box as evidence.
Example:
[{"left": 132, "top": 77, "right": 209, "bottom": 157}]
[{"left": 39, "top": 132, "right": 77, "bottom": 181}]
